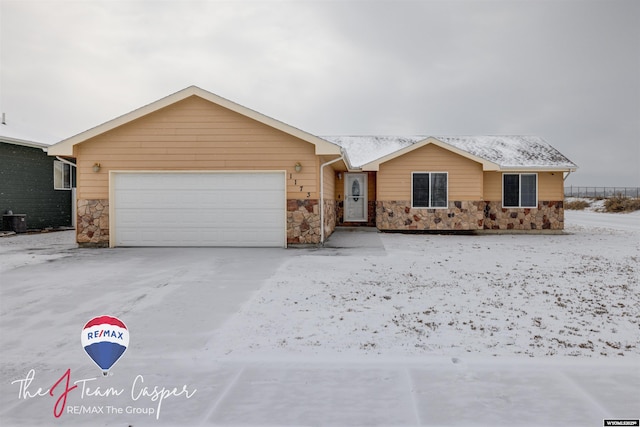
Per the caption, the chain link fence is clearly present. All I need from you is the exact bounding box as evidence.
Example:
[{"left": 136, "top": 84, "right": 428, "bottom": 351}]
[{"left": 564, "top": 186, "right": 640, "bottom": 198}]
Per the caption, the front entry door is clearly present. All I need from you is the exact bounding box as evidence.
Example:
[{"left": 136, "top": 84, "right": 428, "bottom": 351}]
[{"left": 344, "top": 173, "right": 367, "bottom": 222}]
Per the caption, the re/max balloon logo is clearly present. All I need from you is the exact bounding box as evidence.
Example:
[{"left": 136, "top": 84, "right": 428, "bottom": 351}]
[
  {"left": 81, "top": 315, "right": 129, "bottom": 376},
  {"left": 9, "top": 315, "right": 196, "bottom": 419}
]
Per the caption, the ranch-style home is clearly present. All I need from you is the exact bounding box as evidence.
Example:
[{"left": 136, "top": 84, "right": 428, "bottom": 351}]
[{"left": 47, "top": 86, "right": 577, "bottom": 248}]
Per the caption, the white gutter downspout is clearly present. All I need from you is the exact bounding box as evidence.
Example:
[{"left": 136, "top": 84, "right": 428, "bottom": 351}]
[
  {"left": 54, "top": 156, "right": 77, "bottom": 168},
  {"left": 320, "top": 155, "right": 345, "bottom": 245}
]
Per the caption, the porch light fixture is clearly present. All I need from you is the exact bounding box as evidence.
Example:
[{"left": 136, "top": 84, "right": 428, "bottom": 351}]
[
  {"left": 294, "top": 162, "right": 302, "bottom": 173},
  {"left": 93, "top": 163, "right": 101, "bottom": 172}
]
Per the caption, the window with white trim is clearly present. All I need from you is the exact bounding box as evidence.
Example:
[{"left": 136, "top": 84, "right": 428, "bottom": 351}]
[
  {"left": 503, "top": 173, "right": 537, "bottom": 208},
  {"left": 54, "top": 161, "right": 72, "bottom": 190},
  {"left": 412, "top": 172, "right": 448, "bottom": 208}
]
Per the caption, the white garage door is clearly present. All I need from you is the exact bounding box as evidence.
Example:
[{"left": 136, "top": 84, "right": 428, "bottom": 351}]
[{"left": 112, "top": 172, "right": 286, "bottom": 247}]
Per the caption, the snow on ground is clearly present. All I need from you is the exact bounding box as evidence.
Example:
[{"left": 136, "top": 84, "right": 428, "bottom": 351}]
[
  {"left": 0, "top": 230, "right": 77, "bottom": 273},
  {"left": 204, "top": 211, "right": 639, "bottom": 360},
  {"left": 0, "top": 211, "right": 638, "bottom": 426},
  {"left": 566, "top": 207, "right": 639, "bottom": 231},
  {"left": 1, "top": 211, "right": 637, "bottom": 362}
]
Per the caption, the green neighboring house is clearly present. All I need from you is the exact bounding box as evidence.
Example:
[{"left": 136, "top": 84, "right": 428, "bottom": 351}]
[{"left": 0, "top": 134, "right": 74, "bottom": 231}]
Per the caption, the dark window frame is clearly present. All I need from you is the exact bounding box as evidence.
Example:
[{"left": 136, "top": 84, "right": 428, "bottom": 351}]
[
  {"left": 411, "top": 172, "right": 448, "bottom": 208},
  {"left": 502, "top": 173, "right": 538, "bottom": 208}
]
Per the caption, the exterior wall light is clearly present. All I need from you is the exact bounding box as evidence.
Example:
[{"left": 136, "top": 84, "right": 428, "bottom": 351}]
[
  {"left": 294, "top": 162, "right": 302, "bottom": 173},
  {"left": 93, "top": 163, "right": 101, "bottom": 172}
]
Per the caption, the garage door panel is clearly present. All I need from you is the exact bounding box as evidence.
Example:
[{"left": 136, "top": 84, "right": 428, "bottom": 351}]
[{"left": 112, "top": 172, "right": 285, "bottom": 247}]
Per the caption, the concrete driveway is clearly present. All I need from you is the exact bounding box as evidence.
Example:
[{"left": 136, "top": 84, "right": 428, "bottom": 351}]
[{"left": 0, "top": 231, "right": 292, "bottom": 356}]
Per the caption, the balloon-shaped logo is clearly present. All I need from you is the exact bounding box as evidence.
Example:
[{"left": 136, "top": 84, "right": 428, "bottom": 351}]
[{"left": 81, "top": 315, "right": 129, "bottom": 375}]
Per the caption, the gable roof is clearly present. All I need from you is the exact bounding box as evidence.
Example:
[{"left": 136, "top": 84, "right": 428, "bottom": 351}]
[
  {"left": 323, "top": 135, "right": 578, "bottom": 171},
  {"left": 48, "top": 86, "right": 343, "bottom": 157},
  {"left": 44, "top": 85, "right": 576, "bottom": 172}
]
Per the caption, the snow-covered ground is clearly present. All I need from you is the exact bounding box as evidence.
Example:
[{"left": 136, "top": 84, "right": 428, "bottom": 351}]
[
  {"left": 0, "top": 229, "right": 77, "bottom": 273},
  {"left": 206, "top": 212, "right": 639, "bottom": 359},
  {"left": 0, "top": 211, "right": 638, "bottom": 426}
]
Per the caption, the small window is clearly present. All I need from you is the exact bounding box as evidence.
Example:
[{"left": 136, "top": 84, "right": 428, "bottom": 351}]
[
  {"left": 503, "top": 173, "right": 537, "bottom": 208},
  {"left": 412, "top": 172, "right": 448, "bottom": 208},
  {"left": 54, "top": 161, "right": 72, "bottom": 190}
]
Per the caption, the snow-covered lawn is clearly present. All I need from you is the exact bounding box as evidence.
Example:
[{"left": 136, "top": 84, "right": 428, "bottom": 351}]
[{"left": 206, "top": 211, "right": 639, "bottom": 360}]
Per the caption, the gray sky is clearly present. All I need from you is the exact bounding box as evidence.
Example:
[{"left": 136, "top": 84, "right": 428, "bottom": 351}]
[{"left": 1, "top": 0, "right": 638, "bottom": 186}]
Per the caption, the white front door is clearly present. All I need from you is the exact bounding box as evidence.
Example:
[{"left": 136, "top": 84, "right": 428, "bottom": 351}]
[{"left": 344, "top": 173, "right": 367, "bottom": 222}]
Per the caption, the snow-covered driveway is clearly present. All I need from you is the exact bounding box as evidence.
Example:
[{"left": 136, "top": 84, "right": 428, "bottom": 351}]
[{"left": 0, "top": 211, "right": 638, "bottom": 426}]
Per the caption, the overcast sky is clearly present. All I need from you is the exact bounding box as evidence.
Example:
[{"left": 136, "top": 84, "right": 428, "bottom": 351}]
[{"left": 1, "top": 0, "right": 638, "bottom": 186}]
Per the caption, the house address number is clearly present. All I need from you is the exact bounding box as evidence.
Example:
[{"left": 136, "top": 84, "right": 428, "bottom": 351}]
[{"left": 289, "top": 173, "right": 310, "bottom": 198}]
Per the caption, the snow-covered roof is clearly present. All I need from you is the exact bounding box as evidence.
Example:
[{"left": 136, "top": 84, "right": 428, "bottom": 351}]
[
  {"left": 438, "top": 136, "right": 578, "bottom": 169},
  {"left": 322, "top": 136, "right": 424, "bottom": 169},
  {"left": 322, "top": 135, "right": 578, "bottom": 171}
]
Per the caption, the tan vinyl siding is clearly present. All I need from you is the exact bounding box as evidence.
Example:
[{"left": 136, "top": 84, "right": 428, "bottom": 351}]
[
  {"left": 377, "top": 144, "right": 483, "bottom": 201},
  {"left": 321, "top": 158, "right": 336, "bottom": 201},
  {"left": 483, "top": 171, "right": 564, "bottom": 202},
  {"left": 483, "top": 172, "right": 502, "bottom": 201},
  {"left": 75, "top": 96, "right": 322, "bottom": 200},
  {"left": 538, "top": 172, "right": 564, "bottom": 200}
]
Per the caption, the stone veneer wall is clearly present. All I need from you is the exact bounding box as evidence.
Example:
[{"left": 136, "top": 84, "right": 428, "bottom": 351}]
[
  {"left": 377, "top": 201, "right": 483, "bottom": 231},
  {"left": 77, "top": 199, "right": 110, "bottom": 247},
  {"left": 76, "top": 198, "right": 560, "bottom": 248},
  {"left": 482, "top": 201, "right": 564, "bottom": 230},
  {"left": 287, "top": 199, "right": 321, "bottom": 244},
  {"left": 323, "top": 199, "right": 336, "bottom": 241},
  {"left": 376, "top": 200, "right": 564, "bottom": 231}
]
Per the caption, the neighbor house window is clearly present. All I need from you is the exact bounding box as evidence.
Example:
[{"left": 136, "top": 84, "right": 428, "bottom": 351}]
[
  {"left": 503, "top": 173, "right": 537, "bottom": 208},
  {"left": 54, "top": 161, "right": 72, "bottom": 190},
  {"left": 412, "top": 172, "right": 448, "bottom": 208}
]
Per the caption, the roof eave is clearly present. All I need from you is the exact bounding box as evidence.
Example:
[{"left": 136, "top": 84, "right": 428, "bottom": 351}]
[{"left": 499, "top": 166, "right": 578, "bottom": 172}]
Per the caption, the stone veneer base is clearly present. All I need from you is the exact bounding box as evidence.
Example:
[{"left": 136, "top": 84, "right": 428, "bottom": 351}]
[
  {"left": 77, "top": 199, "right": 110, "bottom": 248},
  {"left": 376, "top": 200, "right": 564, "bottom": 232},
  {"left": 482, "top": 201, "right": 564, "bottom": 230},
  {"left": 75, "top": 198, "right": 561, "bottom": 248},
  {"left": 287, "top": 199, "right": 324, "bottom": 244}
]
